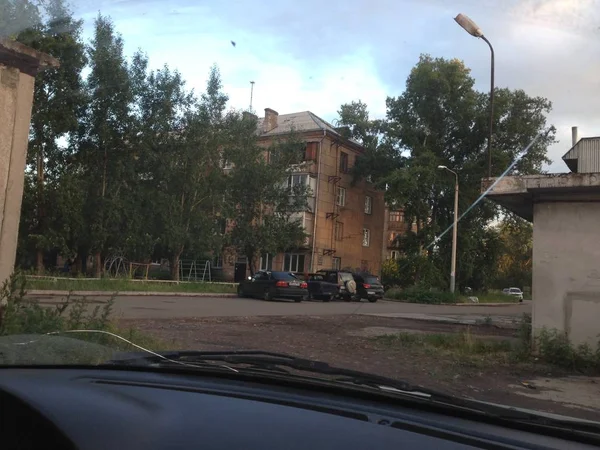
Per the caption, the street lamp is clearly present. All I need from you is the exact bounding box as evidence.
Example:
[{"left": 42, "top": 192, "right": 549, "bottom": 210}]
[
  {"left": 454, "top": 13, "right": 495, "bottom": 178},
  {"left": 438, "top": 165, "right": 459, "bottom": 293}
]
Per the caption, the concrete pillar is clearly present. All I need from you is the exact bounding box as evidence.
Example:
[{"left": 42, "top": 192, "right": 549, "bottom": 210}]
[{"left": 0, "top": 39, "right": 59, "bottom": 290}]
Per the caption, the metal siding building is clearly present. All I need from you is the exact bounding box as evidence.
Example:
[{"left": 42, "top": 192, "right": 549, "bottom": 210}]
[{"left": 562, "top": 133, "right": 600, "bottom": 174}]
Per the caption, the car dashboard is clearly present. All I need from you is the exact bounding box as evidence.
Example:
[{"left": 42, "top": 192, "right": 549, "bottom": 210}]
[{"left": 0, "top": 367, "right": 597, "bottom": 450}]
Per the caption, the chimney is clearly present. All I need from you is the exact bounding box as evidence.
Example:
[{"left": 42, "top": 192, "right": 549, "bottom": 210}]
[
  {"left": 264, "top": 108, "right": 278, "bottom": 133},
  {"left": 572, "top": 126, "right": 579, "bottom": 147},
  {"left": 242, "top": 111, "right": 257, "bottom": 122}
]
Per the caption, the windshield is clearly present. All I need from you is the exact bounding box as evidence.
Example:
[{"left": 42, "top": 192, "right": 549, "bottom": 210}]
[{"left": 2, "top": 0, "right": 600, "bottom": 425}]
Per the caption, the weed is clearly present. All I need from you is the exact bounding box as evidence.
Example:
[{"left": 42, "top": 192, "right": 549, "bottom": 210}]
[
  {"left": 0, "top": 273, "right": 169, "bottom": 363},
  {"left": 384, "top": 287, "right": 458, "bottom": 304}
]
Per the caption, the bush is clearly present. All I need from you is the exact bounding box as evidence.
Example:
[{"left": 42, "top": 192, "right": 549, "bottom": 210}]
[
  {"left": 0, "top": 273, "right": 167, "bottom": 363},
  {"left": 385, "top": 286, "right": 458, "bottom": 304}
]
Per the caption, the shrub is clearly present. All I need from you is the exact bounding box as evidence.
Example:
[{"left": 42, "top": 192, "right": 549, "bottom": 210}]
[
  {"left": 385, "top": 286, "right": 458, "bottom": 304},
  {"left": 0, "top": 273, "right": 168, "bottom": 363}
]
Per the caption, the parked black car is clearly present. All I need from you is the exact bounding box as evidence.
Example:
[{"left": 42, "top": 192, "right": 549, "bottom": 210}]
[
  {"left": 352, "top": 272, "right": 384, "bottom": 302},
  {"left": 305, "top": 273, "right": 339, "bottom": 302},
  {"left": 237, "top": 271, "right": 308, "bottom": 302},
  {"left": 315, "top": 269, "right": 358, "bottom": 301}
]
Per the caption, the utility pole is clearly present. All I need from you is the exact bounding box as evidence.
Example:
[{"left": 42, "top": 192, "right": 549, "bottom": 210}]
[
  {"left": 249, "top": 81, "right": 255, "bottom": 110},
  {"left": 438, "top": 165, "right": 459, "bottom": 293}
]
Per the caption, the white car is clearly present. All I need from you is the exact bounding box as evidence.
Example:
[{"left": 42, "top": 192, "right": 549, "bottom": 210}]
[{"left": 503, "top": 287, "right": 524, "bottom": 302}]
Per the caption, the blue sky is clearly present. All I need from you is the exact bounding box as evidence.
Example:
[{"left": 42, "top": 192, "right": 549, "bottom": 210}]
[{"left": 70, "top": 0, "right": 599, "bottom": 172}]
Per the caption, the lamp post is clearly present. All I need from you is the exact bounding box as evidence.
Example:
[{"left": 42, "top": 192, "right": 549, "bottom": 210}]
[
  {"left": 438, "top": 165, "right": 459, "bottom": 293},
  {"left": 454, "top": 13, "right": 494, "bottom": 178}
]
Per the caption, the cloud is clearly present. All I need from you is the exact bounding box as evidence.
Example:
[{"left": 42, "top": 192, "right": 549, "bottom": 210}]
[{"left": 70, "top": 0, "right": 600, "bottom": 172}]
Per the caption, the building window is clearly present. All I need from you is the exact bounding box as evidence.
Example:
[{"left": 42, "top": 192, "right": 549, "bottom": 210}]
[
  {"left": 389, "top": 232, "right": 399, "bottom": 245},
  {"left": 304, "top": 142, "right": 317, "bottom": 161},
  {"left": 336, "top": 186, "right": 346, "bottom": 207},
  {"left": 362, "top": 228, "right": 370, "bottom": 247},
  {"left": 390, "top": 250, "right": 400, "bottom": 260},
  {"left": 260, "top": 253, "right": 272, "bottom": 271},
  {"left": 364, "top": 196, "right": 372, "bottom": 214},
  {"left": 389, "top": 211, "right": 403, "bottom": 222},
  {"left": 332, "top": 257, "right": 341, "bottom": 270},
  {"left": 283, "top": 253, "right": 305, "bottom": 273},
  {"left": 366, "top": 175, "right": 373, "bottom": 183},
  {"left": 335, "top": 222, "right": 344, "bottom": 241},
  {"left": 339, "top": 152, "right": 349, "bottom": 173},
  {"left": 288, "top": 174, "right": 308, "bottom": 191}
]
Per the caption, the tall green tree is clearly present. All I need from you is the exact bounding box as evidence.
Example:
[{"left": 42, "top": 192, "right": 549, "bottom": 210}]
[
  {"left": 16, "top": 0, "right": 87, "bottom": 273},
  {"left": 224, "top": 115, "right": 310, "bottom": 275},
  {"left": 340, "top": 54, "right": 555, "bottom": 290},
  {"left": 75, "top": 14, "right": 134, "bottom": 276},
  {"left": 494, "top": 215, "right": 533, "bottom": 289},
  {"left": 144, "top": 66, "right": 227, "bottom": 280}
]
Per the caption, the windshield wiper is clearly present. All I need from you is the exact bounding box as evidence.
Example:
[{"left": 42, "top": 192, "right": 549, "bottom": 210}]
[{"left": 105, "top": 350, "right": 600, "bottom": 435}]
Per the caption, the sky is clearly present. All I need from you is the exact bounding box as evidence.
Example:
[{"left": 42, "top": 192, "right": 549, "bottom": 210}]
[{"left": 68, "top": 0, "right": 600, "bottom": 172}]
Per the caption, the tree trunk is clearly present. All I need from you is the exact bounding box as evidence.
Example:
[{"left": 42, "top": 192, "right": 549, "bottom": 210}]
[
  {"left": 36, "top": 250, "right": 44, "bottom": 275},
  {"left": 170, "top": 253, "right": 181, "bottom": 281},
  {"left": 93, "top": 252, "right": 102, "bottom": 278}
]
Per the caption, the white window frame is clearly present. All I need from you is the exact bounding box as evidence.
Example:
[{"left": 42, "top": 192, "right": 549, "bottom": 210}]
[
  {"left": 332, "top": 257, "right": 341, "bottom": 270},
  {"left": 283, "top": 253, "right": 305, "bottom": 273},
  {"left": 335, "top": 222, "right": 343, "bottom": 241},
  {"left": 364, "top": 196, "right": 372, "bottom": 214},
  {"left": 390, "top": 250, "right": 400, "bottom": 260},
  {"left": 336, "top": 186, "right": 346, "bottom": 207},
  {"left": 288, "top": 174, "right": 308, "bottom": 190},
  {"left": 362, "top": 228, "right": 370, "bottom": 247},
  {"left": 389, "top": 211, "right": 403, "bottom": 222},
  {"left": 259, "top": 253, "right": 272, "bottom": 271}
]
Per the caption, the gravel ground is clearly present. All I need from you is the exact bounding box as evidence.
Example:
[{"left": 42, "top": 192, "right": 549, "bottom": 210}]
[{"left": 119, "top": 314, "right": 600, "bottom": 421}]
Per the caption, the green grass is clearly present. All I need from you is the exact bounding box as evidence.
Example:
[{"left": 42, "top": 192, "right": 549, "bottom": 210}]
[
  {"left": 0, "top": 275, "right": 175, "bottom": 365},
  {"left": 25, "top": 277, "right": 236, "bottom": 294},
  {"left": 376, "top": 330, "right": 513, "bottom": 355},
  {"left": 374, "top": 314, "right": 600, "bottom": 374}
]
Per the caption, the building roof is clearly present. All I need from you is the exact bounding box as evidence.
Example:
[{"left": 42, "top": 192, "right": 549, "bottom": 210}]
[
  {"left": 257, "top": 110, "right": 362, "bottom": 148},
  {"left": 562, "top": 137, "right": 600, "bottom": 173}
]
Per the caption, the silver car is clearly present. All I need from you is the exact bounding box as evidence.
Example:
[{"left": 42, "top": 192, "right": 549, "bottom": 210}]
[{"left": 503, "top": 287, "right": 524, "bottom": 302}]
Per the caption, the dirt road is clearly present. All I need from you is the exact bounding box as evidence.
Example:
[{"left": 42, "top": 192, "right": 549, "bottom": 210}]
[{"left": 121, "top": 313, "right": 600, "bottom": 422}]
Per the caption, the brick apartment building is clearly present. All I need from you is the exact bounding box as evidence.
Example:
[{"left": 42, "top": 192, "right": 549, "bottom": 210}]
[
  {"left": 381, "top": 206, "right": 416, "bottom": 262},
  {"left": 220, "top": 108, "right": 385, "bottom": 282}
]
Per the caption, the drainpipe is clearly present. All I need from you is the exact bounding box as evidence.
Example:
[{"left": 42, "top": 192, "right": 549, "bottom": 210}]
[{"left": 311, "top": 129, "right": 327, "bottom": 272}]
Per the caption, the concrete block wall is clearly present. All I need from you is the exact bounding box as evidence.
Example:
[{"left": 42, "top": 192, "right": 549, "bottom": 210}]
[{"left": 533, "top": 202, "right": 600, "bottom": 346}]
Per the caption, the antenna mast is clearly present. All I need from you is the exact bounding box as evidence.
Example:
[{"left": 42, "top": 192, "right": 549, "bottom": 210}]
[{"left": 249, "top": 81, "right": 255, "bottom": 110}]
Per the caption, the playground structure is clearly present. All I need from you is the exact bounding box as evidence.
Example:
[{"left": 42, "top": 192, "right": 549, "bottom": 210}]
[{"left": 179, "top": 260, "right": 212, "bottom": 282}]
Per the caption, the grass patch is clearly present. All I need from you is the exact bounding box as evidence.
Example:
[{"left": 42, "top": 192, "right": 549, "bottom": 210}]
[
  {"left": 0, "top": 274, "right": 173, "bottom": 365},
  {"left": 384, "top": 287, "right": 458, "bottom": 304},
  {"left": 376, "top": 329, "right": 513, "bottom": 355},
  {"left": 374, "top": 313, "right": 600, "bottom": 374},
  {"left": 25, "top": 277, "right": 236, "bottom": 294}
]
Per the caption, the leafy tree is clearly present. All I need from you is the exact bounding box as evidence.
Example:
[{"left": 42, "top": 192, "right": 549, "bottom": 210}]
[
  {"left": 224, "top": 114, "right": 309, "bottom": 275},
  {"left": 340, "top": 54, "right": 555, "bottom": 290},
  {"left": 137, "top": 65, "right": 227, "bottom": 279},
  {"left": 15, "top": 0, "right": 87, "bottom": 273},
  {"left": 75, "top": 14, "right": 134, "bottom": 276},
  {"left": 494, "top": 215, "right": 533, "bottom": 289},
  {"left": 0, "top": 0, "right": 41, "bottom": 39}
]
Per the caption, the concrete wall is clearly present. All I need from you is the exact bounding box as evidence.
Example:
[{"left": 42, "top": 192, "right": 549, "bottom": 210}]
[
  {"left": 0, "top": 64, "right": 36, "bottom": 289},
  {"left": 533, "top": 202, "right": 600, "bottom": 346}
]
